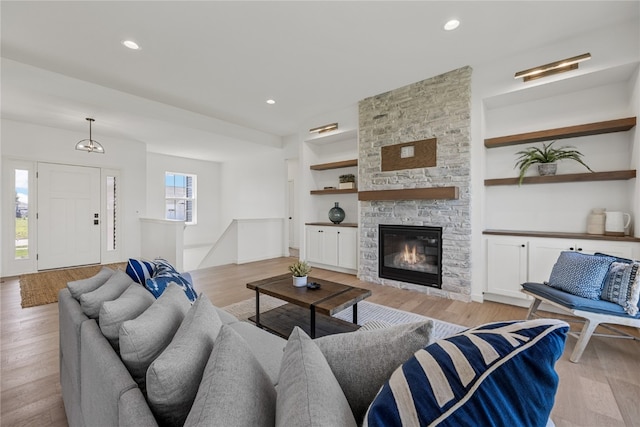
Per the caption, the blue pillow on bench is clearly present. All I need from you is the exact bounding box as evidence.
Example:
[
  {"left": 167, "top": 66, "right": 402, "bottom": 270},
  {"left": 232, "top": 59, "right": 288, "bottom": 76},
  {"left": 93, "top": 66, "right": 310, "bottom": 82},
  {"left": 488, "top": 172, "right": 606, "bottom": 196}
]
[
  {"left": 547, "top": 252, "right": 616, "bottom": 300},
  {"left": 601, "top": 261, "right": 640, "bottom": 316}
]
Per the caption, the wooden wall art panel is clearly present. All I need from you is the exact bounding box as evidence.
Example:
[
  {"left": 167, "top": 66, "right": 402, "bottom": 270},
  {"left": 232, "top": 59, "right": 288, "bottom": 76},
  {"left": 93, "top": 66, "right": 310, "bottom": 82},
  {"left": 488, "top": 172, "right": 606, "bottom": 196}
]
[{"left": 381, "top": 138, "right": 437, "bottom": 172}]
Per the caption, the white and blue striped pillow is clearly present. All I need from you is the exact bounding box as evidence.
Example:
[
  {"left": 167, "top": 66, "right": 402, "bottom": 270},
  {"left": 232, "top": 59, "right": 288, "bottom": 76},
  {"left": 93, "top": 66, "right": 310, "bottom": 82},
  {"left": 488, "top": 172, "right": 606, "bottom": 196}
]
[
  {"left": 363, "top": 319, "right": 569, "bottom": 427},
  {"left": 126, "top": 259, "right": 156, "bottom": 284},
  {"left": 145, "top": 258, "right": 197, "bottom": 302}
]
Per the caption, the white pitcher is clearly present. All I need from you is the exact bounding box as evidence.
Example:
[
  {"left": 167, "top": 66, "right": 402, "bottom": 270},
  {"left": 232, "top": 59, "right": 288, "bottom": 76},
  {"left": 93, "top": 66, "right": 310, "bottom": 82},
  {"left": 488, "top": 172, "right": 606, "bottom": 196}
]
[{"left": 604, "top": 211, "right": 631, "bottom": 235}]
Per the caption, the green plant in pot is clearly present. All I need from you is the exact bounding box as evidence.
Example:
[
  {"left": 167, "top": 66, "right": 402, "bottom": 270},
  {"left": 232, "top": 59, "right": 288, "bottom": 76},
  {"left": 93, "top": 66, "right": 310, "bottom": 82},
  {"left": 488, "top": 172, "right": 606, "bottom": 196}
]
[
  {"left": 339, "top": 174, "right": 356, "bottom": 183},
  {"left": 514, "top": 140, "right": 593, "bottom": 185},
  {"left": 289, "top": 260, "right": 311, "bottom": 287}
]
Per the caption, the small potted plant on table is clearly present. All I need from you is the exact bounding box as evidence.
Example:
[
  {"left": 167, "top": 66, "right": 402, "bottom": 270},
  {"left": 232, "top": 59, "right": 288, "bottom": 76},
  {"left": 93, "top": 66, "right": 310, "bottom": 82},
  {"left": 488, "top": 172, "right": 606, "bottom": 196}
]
[
  {"left": 514, "top": 140, "right": 593, "bottom": 185},
  {"left": 339, "top": 174, "right": 356, "bottom": 190},
  {"left": 289, "top": 260, "right": 311, "bottom": 287}
]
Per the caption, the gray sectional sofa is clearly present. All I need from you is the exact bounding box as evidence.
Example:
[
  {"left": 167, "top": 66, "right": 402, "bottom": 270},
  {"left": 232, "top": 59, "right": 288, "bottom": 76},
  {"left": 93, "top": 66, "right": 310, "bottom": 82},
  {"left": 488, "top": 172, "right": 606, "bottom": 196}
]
[{"left": 58, "top": 266, "right": 435, "bottom": 427}]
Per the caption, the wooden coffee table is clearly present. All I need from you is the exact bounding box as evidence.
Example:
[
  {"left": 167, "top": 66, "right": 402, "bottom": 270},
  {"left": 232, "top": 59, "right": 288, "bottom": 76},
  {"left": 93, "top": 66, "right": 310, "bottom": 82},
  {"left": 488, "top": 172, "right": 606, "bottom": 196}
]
[{"left": 246, "top": 273, "right": 371, "bottom": 338}]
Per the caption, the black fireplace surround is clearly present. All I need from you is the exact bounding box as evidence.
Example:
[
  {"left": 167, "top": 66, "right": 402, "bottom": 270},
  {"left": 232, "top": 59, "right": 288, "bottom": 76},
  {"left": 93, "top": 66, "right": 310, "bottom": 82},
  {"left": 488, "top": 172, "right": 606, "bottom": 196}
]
[{"left": 379, "top": 224, "right": 442, "bottom": 288}]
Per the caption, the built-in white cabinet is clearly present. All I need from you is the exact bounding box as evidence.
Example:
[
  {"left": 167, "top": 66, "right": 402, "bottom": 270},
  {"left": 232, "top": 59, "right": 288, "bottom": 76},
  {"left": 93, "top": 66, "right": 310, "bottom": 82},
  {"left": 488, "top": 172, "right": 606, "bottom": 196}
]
[
  {"left": 485, "top": 233, "right": 639, "bottom": 301},
  {"left": 305, "top": 224, "right": 358, "bottom": 272}
]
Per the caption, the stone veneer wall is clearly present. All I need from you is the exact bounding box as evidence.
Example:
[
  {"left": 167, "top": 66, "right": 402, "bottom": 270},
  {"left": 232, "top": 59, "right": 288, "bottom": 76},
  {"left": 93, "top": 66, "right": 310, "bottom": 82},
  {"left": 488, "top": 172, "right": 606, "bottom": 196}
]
[{"left": 358, "top": 66, "right": 472, "bottom": 301}]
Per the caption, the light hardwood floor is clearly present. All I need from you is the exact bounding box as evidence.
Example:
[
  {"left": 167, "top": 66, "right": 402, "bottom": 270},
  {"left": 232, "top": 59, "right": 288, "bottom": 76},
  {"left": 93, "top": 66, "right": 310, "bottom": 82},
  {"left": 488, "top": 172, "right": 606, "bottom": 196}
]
[{"left": 2, "top": 257, "right": 639, "bottom": 426}]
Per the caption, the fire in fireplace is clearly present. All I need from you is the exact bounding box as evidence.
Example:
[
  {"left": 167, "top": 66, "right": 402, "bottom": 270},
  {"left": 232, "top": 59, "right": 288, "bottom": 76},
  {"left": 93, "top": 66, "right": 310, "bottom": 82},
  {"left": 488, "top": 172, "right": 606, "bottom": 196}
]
[{"left": 378, "top": 224, "right": 442, "bottom": 288}]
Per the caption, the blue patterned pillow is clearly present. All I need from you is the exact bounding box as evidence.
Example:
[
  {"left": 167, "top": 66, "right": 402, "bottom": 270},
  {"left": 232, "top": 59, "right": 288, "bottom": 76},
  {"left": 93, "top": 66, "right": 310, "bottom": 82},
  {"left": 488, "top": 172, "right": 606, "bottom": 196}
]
[
  {"left": 547, "top": 252, "right": 616, "bottom": 299},
  {"left": 364, "top": 319, "right": 569, "bottom": 427},
  {"left": 126, "top": 259, "right": 156, "bottom": 284},
  {"left": 601, "top": 261, "right": 640, "bottom": 316},
  {"left": 145, "top": 258, "right": 197, "bottom": 302}
]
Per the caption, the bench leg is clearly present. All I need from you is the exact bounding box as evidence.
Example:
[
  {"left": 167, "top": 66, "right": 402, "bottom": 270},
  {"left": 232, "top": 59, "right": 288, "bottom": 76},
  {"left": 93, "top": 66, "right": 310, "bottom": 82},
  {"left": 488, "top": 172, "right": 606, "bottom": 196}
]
[
  {"left": 526, "top": 298, "right": 542, "bottom": 320},
  {"left": 570, "top": 319, "right": 599, "bottom": 363}
]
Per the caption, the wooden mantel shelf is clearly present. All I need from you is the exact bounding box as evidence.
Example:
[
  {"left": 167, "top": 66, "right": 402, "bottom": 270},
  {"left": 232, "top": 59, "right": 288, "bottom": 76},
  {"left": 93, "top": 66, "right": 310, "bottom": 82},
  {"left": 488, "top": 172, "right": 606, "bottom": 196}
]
[
  {"left": 358, "top": 187, "right": 459, "bottom": 201},
  {"left": 485, "top": 170, "right": 636, "bottom": 186},
  {"left": 484, "top": 117, "right": 636, "bottom": 148}
]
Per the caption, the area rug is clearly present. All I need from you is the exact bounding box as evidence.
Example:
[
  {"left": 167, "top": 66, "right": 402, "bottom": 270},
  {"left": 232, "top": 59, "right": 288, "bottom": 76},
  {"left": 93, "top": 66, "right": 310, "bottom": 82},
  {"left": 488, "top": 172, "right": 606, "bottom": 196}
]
[
  {"left": 19, "top": 262, "right": 126, "bottom": 308},
  {"left": 222, "top": 297, "right": 466, "bottom": 341}
]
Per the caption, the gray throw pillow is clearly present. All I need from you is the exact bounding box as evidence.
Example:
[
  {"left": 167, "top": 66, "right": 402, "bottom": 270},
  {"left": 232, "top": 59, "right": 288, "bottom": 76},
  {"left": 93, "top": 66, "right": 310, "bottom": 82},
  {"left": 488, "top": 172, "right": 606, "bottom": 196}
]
[
  {"left": 314, "top": 320, "right": 433, "bottom": 424},
  {"left": 79, "top": 269, "right": 134, "bottom": 319},
  {"left": 99, "top": 283, "right": 156, "bottom": 351},
  {"left": 67, "top": 266, "right": 114, "bottom": 300},
  {"left": 276, "top": 327, "right": 356, "bottom": 427},
  {"left": 119, "top": 283, "right": 191, "bottom": 392},
  {"left": 184, "top": 325, "right": 276, "bottom": 427},
  {"left": 147, "top": 293, "right": 223, "bottom": 427}
]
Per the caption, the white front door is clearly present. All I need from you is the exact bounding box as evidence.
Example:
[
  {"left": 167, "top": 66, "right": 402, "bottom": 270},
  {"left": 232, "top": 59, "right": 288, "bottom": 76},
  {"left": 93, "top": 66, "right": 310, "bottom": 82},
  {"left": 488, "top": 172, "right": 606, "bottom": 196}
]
[{"left": 37, "top": 163, "right": 101, "bottom": 270}]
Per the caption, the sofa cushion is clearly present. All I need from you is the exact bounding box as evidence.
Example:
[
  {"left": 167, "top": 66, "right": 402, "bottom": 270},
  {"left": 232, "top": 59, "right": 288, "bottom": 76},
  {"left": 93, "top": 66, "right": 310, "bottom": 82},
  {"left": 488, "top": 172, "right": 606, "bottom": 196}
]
[
  {"left": 601, "top": 261, "right": 640, "bottom": 316},
  {"left": 227, "top": 321, "right": 286, "bottom": 385},
  {"left": 547, "top": 251, "right": 616, "bottom": 299},
  {"left": 119, "top": 283, "right": 191, "bottom": 392},
  {"left": 147, "top": 293, "right": 223, "bottom": 427},
  {"left": 363, "top": 319, "right": 569, "bottom": 427},
  {"left": 145, "top": 258, "right": 197, "bottom": 302},
  {"left": 314, "top": 321, "right": 433, "bottom": 424},
  {"left": 276, "top": 327, "right": 356, "bottom": 427},
  {"left": 79, "top": 269, "right": 133, "bottom": 319},
  {"left": 125, "top": 258, "right": 156, "bottom": 284},
  {"left": 184, "top": 325, "right": 276, "bottom": 427},
  {"left": 67, "top": 266, "right": 114, "bottom": 301},
  {"left": 99, "top": 283, "right": 156, "bottom": 350}
]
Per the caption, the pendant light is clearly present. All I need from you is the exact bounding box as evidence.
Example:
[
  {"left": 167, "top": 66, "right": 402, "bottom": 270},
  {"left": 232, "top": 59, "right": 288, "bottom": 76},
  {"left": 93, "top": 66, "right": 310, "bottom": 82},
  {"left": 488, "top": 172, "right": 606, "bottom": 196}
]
[{"left": 75, "top": 118, "right": 105, "bottom": 153}]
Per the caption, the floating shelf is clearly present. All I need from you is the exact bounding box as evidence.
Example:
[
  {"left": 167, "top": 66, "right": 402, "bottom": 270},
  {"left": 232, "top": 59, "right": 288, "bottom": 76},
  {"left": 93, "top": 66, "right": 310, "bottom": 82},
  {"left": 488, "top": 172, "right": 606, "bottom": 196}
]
[
  {"left": 358, "top": 187, "right": 459, "bottom": 201},
  {"left": 483, "top": 229, "right": 640, "bottom": 243},
  {"left": 484, "top": 117, "right": 636, "bottom": 148},
  {"left": 310, "top": 159, "right": 358, "bottom": 170},
  {"left": 305, "top": 129, "right": 357, "bottom": 145},
  {"left": 485, "top": 170, "right": 636, "bottom": 186},
  {"left": 310, "top": 188, "right": 358, "bottom": 195}
]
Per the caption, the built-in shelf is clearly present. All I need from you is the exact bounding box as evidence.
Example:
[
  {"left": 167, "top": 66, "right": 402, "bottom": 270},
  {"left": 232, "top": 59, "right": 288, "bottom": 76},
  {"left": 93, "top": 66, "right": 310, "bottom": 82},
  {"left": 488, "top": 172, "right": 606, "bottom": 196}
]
[
  {"left": 484, "top": 170, "right": 636, "bottom": 186},
  {"left": 310, "top": 159, "right": 358, "bottom": 170},
  {"left": 484, "top": 117, "right": 636, "bottom": 148},
  {"left": 358, "top": 187, "right": 458, "bottom": 201},
  {"left": 311, "top": 188, "right": 358, "bottom": 195},
  {"left": 305, "top": 222, "right": 358, "bottom": 227},
  {"left": 483, "top": 229, "right": 640, "bottom": 243}
]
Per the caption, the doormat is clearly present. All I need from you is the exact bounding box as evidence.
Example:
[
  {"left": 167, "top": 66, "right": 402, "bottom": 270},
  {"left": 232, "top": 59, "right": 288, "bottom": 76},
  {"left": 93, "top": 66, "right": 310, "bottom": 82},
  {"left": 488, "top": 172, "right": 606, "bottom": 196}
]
[
  {"left": 222, "top": 297, "right": 466, "bottom": 341},
  {"left": 19, "top": 263, "right": 126, "bottom": 308}
]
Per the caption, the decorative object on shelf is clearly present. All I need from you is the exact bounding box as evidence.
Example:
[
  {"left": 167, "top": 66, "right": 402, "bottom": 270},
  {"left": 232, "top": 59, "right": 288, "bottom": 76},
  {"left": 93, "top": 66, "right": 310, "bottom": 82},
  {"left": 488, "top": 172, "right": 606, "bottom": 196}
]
[
  {"left": 514, "top": 140, "right": 593, "bottom": 185},
  {"left": 586, "top": 208, "right": 606, "bottom": 235},
  {"left": 75, "top": 118, "right": 105, "bottom": 154},
  {"left": 328, "top": 202, "right": 346, "bottom": 224},
  {"left": 604, "top": 211, "right": 631, "bottom": 236},
  {"left": 289, "top": 260, "right": 311, "bottom": 287},
  {"left": 339, "top": 174, "right": 356, "bottom": 189}
]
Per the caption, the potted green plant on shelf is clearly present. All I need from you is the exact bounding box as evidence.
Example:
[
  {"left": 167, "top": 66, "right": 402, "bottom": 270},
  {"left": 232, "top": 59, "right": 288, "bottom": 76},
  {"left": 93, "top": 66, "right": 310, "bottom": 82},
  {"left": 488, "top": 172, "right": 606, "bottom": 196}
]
[
  {"left": 339, "top": 174, "right": 356, "bottom": 189},
  {"left": 289, "top": 260, "right": 311, "bottom": 287},
  {"left": 514, "top": 140, "right": 593, "bottom": 185}
]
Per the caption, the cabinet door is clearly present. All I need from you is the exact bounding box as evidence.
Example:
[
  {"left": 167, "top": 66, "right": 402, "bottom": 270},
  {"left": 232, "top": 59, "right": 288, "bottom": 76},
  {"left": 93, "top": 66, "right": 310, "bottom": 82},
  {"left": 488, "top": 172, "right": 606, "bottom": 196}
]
[
  {"left": 486, "top": 237, "right": 529, "bottom": 299},
  {"left": 321, "top": 228, "right": 339, "bottom": 266},
  {"left": 305, "top": 226, "right": 324, "bottom": 263},
  {"left": 337, "top": 227, "right": 358, "bottom": 270},
  {"left": 528, "top": 239, "right": 572, "bottom": 284},
  {"left": 576, "top": 240, "right": 634, "bottom": 259}
]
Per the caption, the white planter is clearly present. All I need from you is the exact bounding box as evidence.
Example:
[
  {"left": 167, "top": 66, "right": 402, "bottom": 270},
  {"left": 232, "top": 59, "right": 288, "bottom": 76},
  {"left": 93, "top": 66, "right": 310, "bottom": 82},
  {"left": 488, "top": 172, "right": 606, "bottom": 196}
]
[{"left": 292, "top": 275, "right": 308, "bottom": 287}]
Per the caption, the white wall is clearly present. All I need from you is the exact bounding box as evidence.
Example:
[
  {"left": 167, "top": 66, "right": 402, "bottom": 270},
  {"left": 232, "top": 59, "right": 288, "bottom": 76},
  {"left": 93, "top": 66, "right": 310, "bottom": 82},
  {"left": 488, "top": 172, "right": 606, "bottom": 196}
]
[
  {"left": 1, "top": 118, "right": 146, "bottom": 274},
  {"left": 146, "top": 152, "right": 222, "bottom": 247},
  {"left": 219, "top": 149, "right": 287, "bottom": 230}
]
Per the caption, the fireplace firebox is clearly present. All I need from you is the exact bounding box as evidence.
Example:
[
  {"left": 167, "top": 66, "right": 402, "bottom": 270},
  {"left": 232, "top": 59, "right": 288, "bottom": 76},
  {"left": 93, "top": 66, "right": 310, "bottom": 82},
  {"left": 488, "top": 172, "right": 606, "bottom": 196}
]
[{"left": 379, "top": 225, "right": 442, "bottom": 288}]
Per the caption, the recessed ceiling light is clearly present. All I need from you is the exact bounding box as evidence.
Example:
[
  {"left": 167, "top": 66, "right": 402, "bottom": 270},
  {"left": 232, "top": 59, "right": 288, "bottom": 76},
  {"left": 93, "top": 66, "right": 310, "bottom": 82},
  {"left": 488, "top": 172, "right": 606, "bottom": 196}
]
[
  {"left": 444, "top": 19, "right": 460, "bottom": 31},
  {"left": 266, "top": 99, "right": 276, "bottom": 105},
  {"left": 122, "top": 40, "right": 140, "bottom": 50}
]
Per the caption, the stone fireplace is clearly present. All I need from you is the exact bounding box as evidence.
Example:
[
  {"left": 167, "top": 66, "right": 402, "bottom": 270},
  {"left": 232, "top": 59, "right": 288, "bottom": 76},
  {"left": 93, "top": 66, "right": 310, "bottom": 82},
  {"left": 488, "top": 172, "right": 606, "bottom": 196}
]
[
  {"left": 379, "top": 224, "right": 442, "bottom": 288},
  {"left": 358, "top": 67, "right": 472, "bottom": 301}
]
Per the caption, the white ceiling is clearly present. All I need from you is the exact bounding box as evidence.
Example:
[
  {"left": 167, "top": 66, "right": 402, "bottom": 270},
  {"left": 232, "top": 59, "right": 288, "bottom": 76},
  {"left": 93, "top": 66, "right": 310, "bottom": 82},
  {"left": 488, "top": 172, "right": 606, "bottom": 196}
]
[{"left": 1, "top": 1, "right": 639, "bottom": 161}]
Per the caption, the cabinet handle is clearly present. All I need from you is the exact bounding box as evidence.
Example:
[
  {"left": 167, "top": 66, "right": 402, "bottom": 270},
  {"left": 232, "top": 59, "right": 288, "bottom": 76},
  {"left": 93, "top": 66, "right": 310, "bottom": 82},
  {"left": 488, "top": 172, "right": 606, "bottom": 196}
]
[
  {"left": 577, "top": 247, "right": 583, "bottom": 251},
  {"left": 569, "top": 247, "right": 574, "bottom": 251},
  {"left": 521, "top": 244, "right": 525, "bottom": 248}
]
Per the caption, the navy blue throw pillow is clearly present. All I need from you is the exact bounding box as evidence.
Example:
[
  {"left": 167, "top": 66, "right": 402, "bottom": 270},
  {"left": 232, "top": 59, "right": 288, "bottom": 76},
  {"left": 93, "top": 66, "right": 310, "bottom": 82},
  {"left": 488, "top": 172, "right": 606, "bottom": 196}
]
[
  {"left": 125, "top": 258, "right": 155, "bottom": 284},
  {"left": 364, "top": 319, "right": 569, "bottom": 427},
  {"left": 145, "top": 258, "right": 197, "bottom": 302}
]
